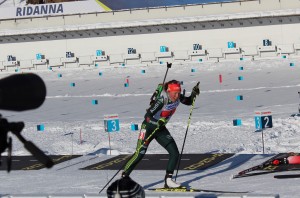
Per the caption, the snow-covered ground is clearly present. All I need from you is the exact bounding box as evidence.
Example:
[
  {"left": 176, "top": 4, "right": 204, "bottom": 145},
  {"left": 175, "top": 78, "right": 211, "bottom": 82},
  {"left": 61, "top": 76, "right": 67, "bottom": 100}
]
[{"left": 0, "top": 58, "right": 300, "bottom": 197}]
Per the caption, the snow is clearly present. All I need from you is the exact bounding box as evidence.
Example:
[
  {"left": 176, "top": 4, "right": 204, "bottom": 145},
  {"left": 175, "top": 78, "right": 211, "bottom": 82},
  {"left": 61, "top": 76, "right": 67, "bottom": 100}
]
[{"left": 0, "top": 58, "right": 300, "bottom": 197}]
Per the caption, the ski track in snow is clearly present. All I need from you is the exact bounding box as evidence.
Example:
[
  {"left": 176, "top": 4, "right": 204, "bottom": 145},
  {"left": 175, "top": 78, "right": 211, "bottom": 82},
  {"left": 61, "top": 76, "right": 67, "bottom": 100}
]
[{"left": 46, "top": 84, "right": 300, "bottom": 99}]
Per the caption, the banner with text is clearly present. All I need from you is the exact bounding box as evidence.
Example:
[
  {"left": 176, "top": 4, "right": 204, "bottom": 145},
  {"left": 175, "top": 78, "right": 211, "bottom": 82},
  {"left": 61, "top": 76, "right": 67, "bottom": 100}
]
[{"left": 0, "top": 0, "right": 104, "bottom": 20}]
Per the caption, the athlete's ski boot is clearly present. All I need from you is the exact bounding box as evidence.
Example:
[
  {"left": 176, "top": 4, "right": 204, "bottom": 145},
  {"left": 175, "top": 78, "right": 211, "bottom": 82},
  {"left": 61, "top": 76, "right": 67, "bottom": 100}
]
[{"left": 164, "top": 173, "right": 182, "bottom": 188}]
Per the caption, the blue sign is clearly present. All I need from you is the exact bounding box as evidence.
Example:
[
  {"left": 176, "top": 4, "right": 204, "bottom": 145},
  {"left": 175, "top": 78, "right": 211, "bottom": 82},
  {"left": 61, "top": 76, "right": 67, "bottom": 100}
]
[
  {"left": 233, "top": 119, "right": 242, "bottom": 126},
  {"left": 7, "top": 55, "right": 15, "bottom": 61},
  {"left": 255, "top": 111, "right": 273, "bottom": 130},
  {"left": 193, "top": 44, "right": 201, "bottom": 50},
  {"left": 160, "top": 46, "right": 167, "bottom": 52},
  {"left": 96, "top": 50, "right": 103, "bottom": 56},
  {"left": 66, "top": 51, "right": 73, "bottom": 58},
  {"left": 104, "top": 114, "right": 120, "bottom": 132},
  {"left": 236, "top": 95, "right": 243, "bottom": 100},
  {"left": 227, "top": 42, "right": 235, "bottom": 48},
  {"left": 263, "top": 39, "right": 271, "bottom": 46},
  {"left": 92, "top": 100, "right": 98, "bottom": 105},
  {"left": 128, "top": 48, "right": 136, "bottom": 54},
  {"left": 37, "top": 124, "right": 45, "bottom": 131},
  {"left": 131, "top": 123, "right": 138, "bottom": 131},
  {"left": 36, "top": 53, "right": 42, "bottom": 60}
]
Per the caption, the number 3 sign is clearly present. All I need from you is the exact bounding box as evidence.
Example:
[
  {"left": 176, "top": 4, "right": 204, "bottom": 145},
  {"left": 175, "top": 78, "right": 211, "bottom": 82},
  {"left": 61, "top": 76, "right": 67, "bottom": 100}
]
[
  {"left": 255, "top": 111, "right": 273, "bottom": 130},
  {"left": 104, "top": 114, "right": 120, "bottom": 132}
]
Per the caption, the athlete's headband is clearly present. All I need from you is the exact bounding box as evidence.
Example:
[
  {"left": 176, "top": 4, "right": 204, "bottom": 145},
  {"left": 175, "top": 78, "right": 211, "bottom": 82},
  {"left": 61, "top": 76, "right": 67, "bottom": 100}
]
[{"left": 167, "top": 83, "right": 181, "bottom": 92}]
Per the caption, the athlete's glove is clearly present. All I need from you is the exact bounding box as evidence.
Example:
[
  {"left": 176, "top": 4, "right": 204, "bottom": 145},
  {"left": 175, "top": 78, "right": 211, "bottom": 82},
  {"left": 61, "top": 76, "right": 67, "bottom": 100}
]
[
  {"left": 192, "top": 82, "right": 200, "bottom": 96},
  {"left": 157, "top": 118, "right": 167, "bottom": 129}
]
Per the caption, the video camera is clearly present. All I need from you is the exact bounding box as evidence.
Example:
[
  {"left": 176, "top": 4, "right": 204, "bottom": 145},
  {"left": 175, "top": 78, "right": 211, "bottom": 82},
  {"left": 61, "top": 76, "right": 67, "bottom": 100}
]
[{"left": 0, "top": 73, "right": 54, "bottom": 172}]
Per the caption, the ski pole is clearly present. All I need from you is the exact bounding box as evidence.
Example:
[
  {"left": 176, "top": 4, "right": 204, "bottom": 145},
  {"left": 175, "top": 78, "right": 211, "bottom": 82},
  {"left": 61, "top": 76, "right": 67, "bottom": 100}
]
[
  {"left": 163, "top": 62, "right": 172, "bottom": 84},
  {"left": 175, "top": 82, "right": 199, "bottom": 181},
  {"left": 150, "top": 62, "right": 172, "bottom": 104},
  {"left": 99, "top": 126, "right": 160, "bottom": 194},
  {"left": 99, "top": 164, "right": 124, "bottom": 194},
  {"left": 298, "top": 91, "right": 300, "bottom": 114}
]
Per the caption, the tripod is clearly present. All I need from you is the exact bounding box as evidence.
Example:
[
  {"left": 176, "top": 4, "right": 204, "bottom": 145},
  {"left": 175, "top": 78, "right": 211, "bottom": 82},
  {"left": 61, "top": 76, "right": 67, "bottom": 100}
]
[{"left": 0, "top": 115, "right": 54, "bottom": 172}]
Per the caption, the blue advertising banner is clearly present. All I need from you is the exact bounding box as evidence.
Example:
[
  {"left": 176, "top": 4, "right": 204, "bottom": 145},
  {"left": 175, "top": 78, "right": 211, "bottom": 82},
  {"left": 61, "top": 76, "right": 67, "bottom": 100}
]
[{"left": 96, "top": 0, "right": 239, "bottom": 11}]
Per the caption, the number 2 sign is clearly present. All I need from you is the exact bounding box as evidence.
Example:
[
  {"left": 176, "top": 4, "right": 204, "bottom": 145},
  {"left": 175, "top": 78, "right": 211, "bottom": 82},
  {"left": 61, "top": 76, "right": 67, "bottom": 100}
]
[{"left": 255, "top": 111, "right": 273, "bottom": 130}]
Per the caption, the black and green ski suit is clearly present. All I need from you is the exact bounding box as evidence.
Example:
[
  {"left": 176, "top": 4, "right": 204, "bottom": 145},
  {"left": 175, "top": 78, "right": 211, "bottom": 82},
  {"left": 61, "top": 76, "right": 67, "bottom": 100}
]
[{"left": 123, "top": 91, "right": 196, "bottom": 176}]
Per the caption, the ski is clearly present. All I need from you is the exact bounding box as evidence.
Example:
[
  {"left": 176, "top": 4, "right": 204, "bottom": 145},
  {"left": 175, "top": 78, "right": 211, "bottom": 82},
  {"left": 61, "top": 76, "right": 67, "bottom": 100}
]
[
  {"left": 236, "top": 153, "right": 287, "bottom": 175},
  {"left": 274, "top": 174, "right": 300, "bottom": 179},
  {"left": 233, "top": 170, "right": 280, "bottom": 179},
  {"left": 233, "top": 168, "right": 300, "bottom": 179},
  {"left": 235, "top": 164, "right": 267, "bottom": 176},
  {"left": 147, "top": 187, "right": 248, "bottom": 194},
  {"left": 233, "top": 153, "right": 300, "bottom": 179}
]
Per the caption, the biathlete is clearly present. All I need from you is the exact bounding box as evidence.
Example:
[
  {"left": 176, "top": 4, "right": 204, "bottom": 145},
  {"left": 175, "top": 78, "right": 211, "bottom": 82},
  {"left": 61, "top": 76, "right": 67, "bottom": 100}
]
[{"left": 121, "top": 80, "right": 200, "bottom": 188}]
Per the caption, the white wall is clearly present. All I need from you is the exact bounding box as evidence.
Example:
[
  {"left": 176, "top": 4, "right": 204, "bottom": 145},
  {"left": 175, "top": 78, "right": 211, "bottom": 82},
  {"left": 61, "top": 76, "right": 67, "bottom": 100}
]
[{"left": 1, "top": 21, "right": 299, "bottom": 60}]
